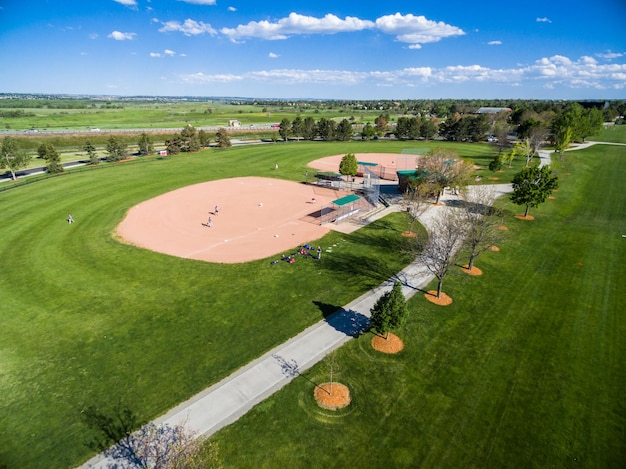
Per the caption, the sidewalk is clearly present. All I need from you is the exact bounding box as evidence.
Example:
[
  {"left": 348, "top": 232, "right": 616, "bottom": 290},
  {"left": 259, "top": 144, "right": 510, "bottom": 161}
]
[{"left": 80, "top": 184, "right": 512, "bottom": 469}]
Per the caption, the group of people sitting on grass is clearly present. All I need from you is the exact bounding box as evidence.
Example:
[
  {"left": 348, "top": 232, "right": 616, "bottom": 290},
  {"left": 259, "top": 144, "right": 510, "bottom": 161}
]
[{"left": 273, "top": 244, "right": 323, "bottom": 265}]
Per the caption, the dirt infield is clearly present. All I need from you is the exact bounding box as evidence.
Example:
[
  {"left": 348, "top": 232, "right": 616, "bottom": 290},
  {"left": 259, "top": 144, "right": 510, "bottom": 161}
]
[
  {"left": 116, "top": 177, "right": 344, "bottom": 264},
  {"left": 308, "top": 152, "right": 417, "bottom": 176}
]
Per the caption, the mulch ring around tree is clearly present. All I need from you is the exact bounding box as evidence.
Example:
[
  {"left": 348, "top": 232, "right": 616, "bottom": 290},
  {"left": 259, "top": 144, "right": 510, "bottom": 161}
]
[
  {"left": 314, "top": 383, "right": 351, "bottom": 410},
  {"left": 461, "top": 265, "right": 483, "bottom": 276},
  {"left": 487, "top": 245, "right": 500, "bottom": 252},
  {"left": 515, "top": 214, "right": 535, "bottom": 220},
  {"left": 371, "top": 332, "right": 404, "bottom": 354},
  {"left": 425, "top": 290, "right": 453, "bottom": 306},
  {"left": 497, "top": 225, "right": 509, "bottom": 231},
  {"left": 548, "top": 195, "right": 556, "bottom": 200}
]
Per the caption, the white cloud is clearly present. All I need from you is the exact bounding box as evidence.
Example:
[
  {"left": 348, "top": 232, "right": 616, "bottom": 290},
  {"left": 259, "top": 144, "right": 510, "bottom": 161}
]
[
  {"left": 220, "top": 12, "right": 464, "bottom": 47},
  {"left": 268, "top": 52, "right": 279, "bottom": 58},
  {"left": 488, "top": 40, "right": 502, "bottom": 45},
  {"left": 177, "top": 0, "right": 216, "bottom": 4},
  {"left": 113, "top": 0, "right": 137, "bottom": 6},
  {"left": 596, "top": 50, "right": 624, "bottom": 60},
  {"left": 178, "top": 54, "right": 626, "bottom": 91},
  {"left": 180, "top": 72, "right": 244, "bottom": 83},
  {"left": 108, "top": 31, "right": 136, "bottom": 40},
  {"left": 536, "top": 17, "right": 552, "bottom": 23},
  {"left": 228, "top": 6, "right": 237, "bottom": 12},
  {"left": 89, "top": 33, "right": 98, "bottom": 39},
  {"left": 375, "top": 13, "right": 465, "bottom": 46},
  {"left": 159, "top": 19, "right": 217, "bottom": 36},
  {"left": 151, "top": 50, "right": 177, "bottom": 58},
  {"left": 221, "top": 12, "right": 375, "bottom": 42}
]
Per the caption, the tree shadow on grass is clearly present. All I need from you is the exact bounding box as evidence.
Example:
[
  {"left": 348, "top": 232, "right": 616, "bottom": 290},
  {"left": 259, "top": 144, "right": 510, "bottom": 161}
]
[
  {"left": 81, "top": 401, "right": 141, "bottom": 453},
  {"left": 321, "top": 252, "right": 397, "bottom": 284},
  {"left": 313, "top": 301, "right": 370, "bottom": 338}
]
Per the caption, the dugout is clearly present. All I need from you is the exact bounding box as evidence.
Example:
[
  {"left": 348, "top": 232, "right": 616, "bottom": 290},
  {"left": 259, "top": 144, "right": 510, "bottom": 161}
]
[
  {"left": 397, "top": 169, "right": 429, "bottom": 193},
  {"left": 315, "top": 171, "right": 343, "bottom": 187},
  {"left": 319, "top": 193, "right": 370, "bottom": 224}
]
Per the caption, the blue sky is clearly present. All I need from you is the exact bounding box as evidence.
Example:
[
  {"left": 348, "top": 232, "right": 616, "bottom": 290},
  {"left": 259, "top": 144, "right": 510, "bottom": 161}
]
[{"left": 1, "top": 0, "right": 625, "bottom": 99}]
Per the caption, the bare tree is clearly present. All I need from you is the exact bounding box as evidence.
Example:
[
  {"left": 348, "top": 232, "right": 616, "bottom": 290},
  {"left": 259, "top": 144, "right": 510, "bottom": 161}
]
[
  {"left": 418, "top": 209, "right": 466, "bottom": 298},
  {"left": 460, "top": 186, "right": 502, "bottom": 271},
  {"left": 83, "top": 404, "right": 220, "bottom": 469},
  {"left": 104, "top": 421, "right": 219, "bottom": 469},
  {"left": 418, "top": 148, "right": 474, "bottom": 203},
  {"left": 528, "top": 124, "right": 548, "bottom": 157},
  {"left": 401, "top": 183, "right": 431, "bottom": 236}
]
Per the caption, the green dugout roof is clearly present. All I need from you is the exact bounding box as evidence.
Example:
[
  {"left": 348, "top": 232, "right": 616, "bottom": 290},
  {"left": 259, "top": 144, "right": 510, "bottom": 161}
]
[
  {"left": 357, "top": 161, "right": 379, "bottom": 166},
  {"left": 332, "top": 194, "right": 360, "bottom": 206}
]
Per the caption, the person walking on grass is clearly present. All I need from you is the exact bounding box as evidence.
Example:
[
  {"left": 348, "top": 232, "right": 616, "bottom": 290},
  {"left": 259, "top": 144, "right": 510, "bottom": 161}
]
[
  {"left": 317, "top": 246, "right": 322, "bottom": 260},
  {"left": 68, "top": 213, "right": 74, "bottom": 224}
]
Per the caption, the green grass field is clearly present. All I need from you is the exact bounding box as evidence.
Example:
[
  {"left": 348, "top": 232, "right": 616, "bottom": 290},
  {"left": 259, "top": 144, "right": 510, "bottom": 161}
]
[
  {"left": 1, "top": 139, "right": 623, "bottom": 468},
  {"left": 0, "top": 100, "right": 383, "bottom": 132},
  {"left": 1, "top": 140, "right": 466, "bottom": 469},
  {"left": 210, "top": 143, "right": 626, "bottom": 467}
]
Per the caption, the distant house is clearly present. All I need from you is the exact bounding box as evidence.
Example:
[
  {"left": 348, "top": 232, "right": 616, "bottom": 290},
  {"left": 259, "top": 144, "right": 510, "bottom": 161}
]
[
  {"left": 476, "top": 107, "right": 512, "bottom": 114},
  {"left": 228, "top": 119, "right": 241, "bottom": 127}
]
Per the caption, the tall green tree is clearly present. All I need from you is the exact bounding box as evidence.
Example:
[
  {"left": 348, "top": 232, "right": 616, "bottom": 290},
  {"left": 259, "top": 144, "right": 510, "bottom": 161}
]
[
  {"left": 291, "top": 116, "right": 304, "bottom": 141},
  {"left": 370, "top": 281, "right": 408, "bottom": 339},
  {"left": 420, "top": 117, "right": 438, "bottom": 140},
  {"left": 165, "top": 135, "right": 182, "bottom": 155},
  {"left": 339, "top": 153, "right": 358, "bottom": 180},
  {"left": 316, "top": 118, "right": 336, "bottom": 141},
  {"left": 336, "top": 119, "right": 353, "bottom": 141},
  {"left": 302, "top": 116, "right": 316, "bottom": 140},
  {"left": 105, "top": 136, "right": 128, "bottom": 162},
  {"left": 374, "top": 114, "right": 388, "bottom": 135},
  {"left": 510, "top": 165, "right": 559, "bottom": 217},
  {"left": 84, "top": 140, "right": 99, "bottom": 165},
  {"left": 198, "top": 129, "right": 211, "bottom": 148},
  {"left": 361, "top": 122, "right": 375, "bottom": 140},
  {"left": 37, "top": 143, "right": 63, "bottom": 173},
  {"left": 279, "top": 118, "right": 291, "bottom": 141},
  {"left": 180, "top": 125, "right": 200, "bottom": 152},
  {"left": 137, "top": 133, "right": 154, "bottom": 156},
  {"left": 215, "top": 128, "right": 232, "bottom": 148},
  {"left": 0, "top": 136, "right": 31, "bottom": 180}
]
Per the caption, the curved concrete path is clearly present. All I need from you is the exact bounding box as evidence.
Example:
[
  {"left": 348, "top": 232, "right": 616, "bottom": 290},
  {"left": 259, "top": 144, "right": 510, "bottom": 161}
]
[{"left": 82, "top": 140, "right": 610, "bottom": 468}]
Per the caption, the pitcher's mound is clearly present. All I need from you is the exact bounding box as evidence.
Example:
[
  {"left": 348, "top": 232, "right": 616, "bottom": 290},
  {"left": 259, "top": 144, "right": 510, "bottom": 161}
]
[
  {"left": 314, "top": 383, "right": 351, "bottom": 410},
  {"left": 371, "top": 333, "right": 404, "bottom": 354}
]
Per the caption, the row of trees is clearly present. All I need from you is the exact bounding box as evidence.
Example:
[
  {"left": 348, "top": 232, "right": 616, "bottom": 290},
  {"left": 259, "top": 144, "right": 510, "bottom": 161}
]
[
  {"left": 278, "top": 116, "right": 354, "bottom": 141},
  {"left": 388, "top": 145, "right": 560, "bottom": 303},
  {"left": 0, "top": 125, "right": 235, "bottom": 179}
]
